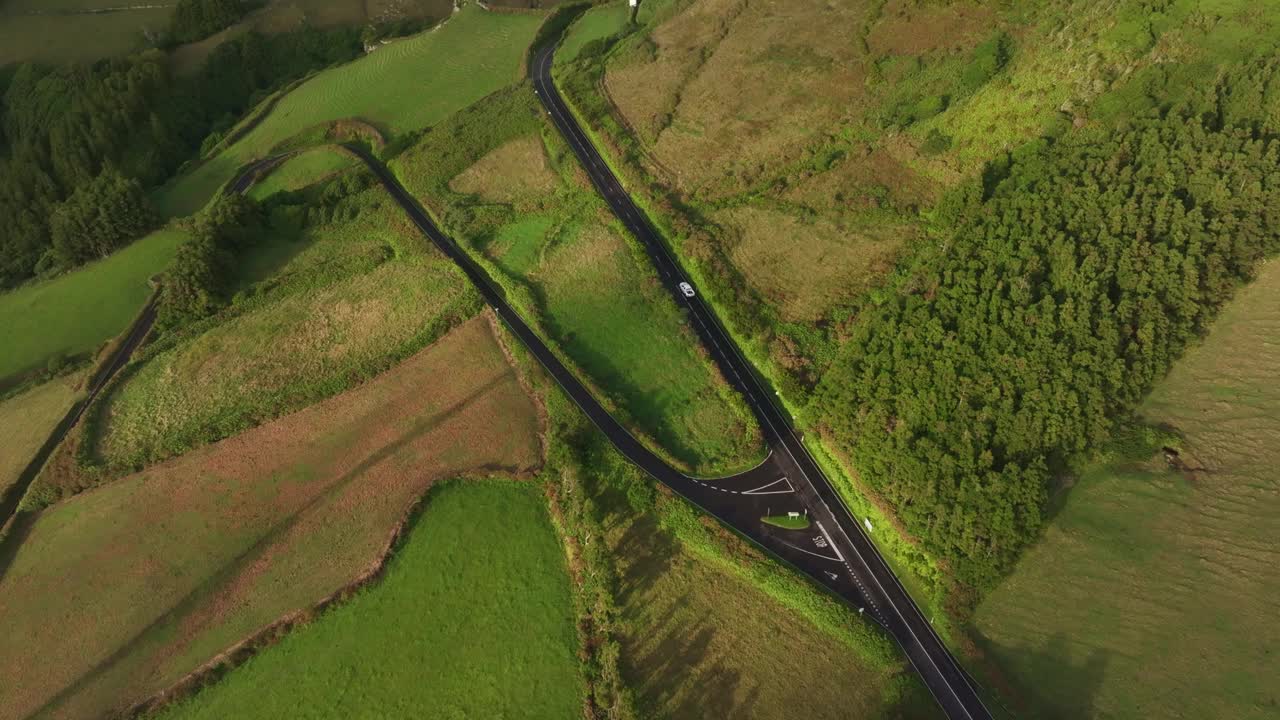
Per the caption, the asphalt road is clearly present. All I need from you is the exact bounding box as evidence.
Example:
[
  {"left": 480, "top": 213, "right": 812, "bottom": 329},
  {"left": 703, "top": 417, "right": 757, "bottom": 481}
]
[{"left": 530, "top": 42, "right": 995, "bottom": 720}]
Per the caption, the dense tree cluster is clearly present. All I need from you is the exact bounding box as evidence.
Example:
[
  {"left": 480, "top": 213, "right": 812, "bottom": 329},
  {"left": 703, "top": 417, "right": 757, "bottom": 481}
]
[
  {"left": 158, "top": 194, "right": 262, "bottom": 328},
  {"left": 814, "top": 62, "right": 1280, "bottom": 590},
  {"left": 0, "top": 27, "right": 361, "bottom": 288},
  {"left": 48, "top": 169, "right": 156, "bottom": 269},
  {"left": 169, "top": 0, "right": 246, "bottom": 46}
]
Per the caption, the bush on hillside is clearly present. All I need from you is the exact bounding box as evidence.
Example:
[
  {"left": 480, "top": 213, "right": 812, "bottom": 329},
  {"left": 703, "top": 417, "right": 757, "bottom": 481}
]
[
  {"left": 158, "top": 194, "right": 263, "bottom": 328},
  {"left": 169, "top": 0, "right": 246, "bottom": 45}
]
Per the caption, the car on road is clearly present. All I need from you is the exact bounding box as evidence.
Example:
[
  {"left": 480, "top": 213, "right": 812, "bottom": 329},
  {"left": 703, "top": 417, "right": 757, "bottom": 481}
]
[{"left": 679, "top": 281, "right": 696, "bottom": 298}]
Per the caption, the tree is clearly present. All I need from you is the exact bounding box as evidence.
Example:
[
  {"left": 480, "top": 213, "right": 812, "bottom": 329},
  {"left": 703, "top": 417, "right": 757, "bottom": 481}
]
[{"left": 49, "top": 168, "right": 157, "bottom": 268}]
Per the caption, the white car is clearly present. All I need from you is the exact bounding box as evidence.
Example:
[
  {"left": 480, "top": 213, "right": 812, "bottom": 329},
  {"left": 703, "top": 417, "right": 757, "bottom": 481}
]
[{"left": 678, "top": 282, "right": 696, "bottom": 298}]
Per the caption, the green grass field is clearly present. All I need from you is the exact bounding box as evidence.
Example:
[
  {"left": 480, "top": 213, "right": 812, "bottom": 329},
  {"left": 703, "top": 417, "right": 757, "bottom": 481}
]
[
  {"left": 247, "top": 148, "right": 356, "bottom": 200},
  {"left": 156, "top": 480, "right": 580, "bottom": 719},
  {"left": 0, "top": 375, "right": 80, "bottom": 499},
  {"left": 972, "top": 260, "right": 1280, "bottom": 719},
  {"left": 156, "top": 4, "right": 545, "bottom": 217},
  {"left": 97, "top": 186, "right": 480, "bottom": 470},
  {"left": 556, "top": 1, "right": 630, "bottom": 65},
  {"left": 0, "top": 228, "right": 183, "bottom": 383},
  {"left": 392, "top": 85, "right": 763, "bottom": 475}
]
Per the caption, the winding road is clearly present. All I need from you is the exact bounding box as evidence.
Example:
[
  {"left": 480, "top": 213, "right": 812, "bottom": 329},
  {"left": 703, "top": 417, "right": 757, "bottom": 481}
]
[{"left": 234, "top": 36, "right": 995, "bottom": 720}]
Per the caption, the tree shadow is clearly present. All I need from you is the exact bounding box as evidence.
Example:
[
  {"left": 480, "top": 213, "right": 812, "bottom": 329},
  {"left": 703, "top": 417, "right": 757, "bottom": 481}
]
[
  {"left": 969, "top": 628, "right": 1111, "bottom": 719},
  {"left": 625, "top": 602, "right": 762, "bottom": 720}
]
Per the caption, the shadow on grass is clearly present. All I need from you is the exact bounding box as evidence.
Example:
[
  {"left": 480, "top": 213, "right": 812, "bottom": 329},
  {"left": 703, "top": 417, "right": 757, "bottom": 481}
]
[{"left": 969, "top": 628, "right": 1111, "bottom": 720}]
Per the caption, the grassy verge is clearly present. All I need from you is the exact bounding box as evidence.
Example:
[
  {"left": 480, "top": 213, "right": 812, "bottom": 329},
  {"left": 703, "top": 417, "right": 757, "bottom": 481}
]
[
  {"left": 556, "top": 1, "right": 631, "bottom": 65},
  {"left": 0, "top": 316, "right": 543, "bottom": 720},
  {"left": 971, "top": 260, "right": 1280, "bottom": 719},
  {"left": 0, "top": 229, "right": 184, "bottom": 383},
  {"left": 390, "top": 83, "right": 764, "bottom": 476},
  {"left": 247, "top": 148, "right": 356, "bottom": 200},
  {"left": 761, "top": 514, "right": 810, "bottom": 531},
  {"left": 155, "top": 4, "right": 545, "bottom": 217},
  {"left": 154, "top": 480, "right": 580, "bottom": 719}
]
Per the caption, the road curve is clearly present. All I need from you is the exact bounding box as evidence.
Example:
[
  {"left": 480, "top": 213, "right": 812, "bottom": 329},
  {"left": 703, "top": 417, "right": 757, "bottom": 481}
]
[
  {"left": 530, "top": 41, "right": 995, "bottom": 720},
  {"left": 229, "top": 78, "right": 993, "bottom": 715}
]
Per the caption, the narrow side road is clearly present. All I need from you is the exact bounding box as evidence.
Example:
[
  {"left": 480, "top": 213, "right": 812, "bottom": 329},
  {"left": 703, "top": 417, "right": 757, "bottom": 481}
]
[{"left": 530, "top": 42, "right": 994, "bottom": 720}]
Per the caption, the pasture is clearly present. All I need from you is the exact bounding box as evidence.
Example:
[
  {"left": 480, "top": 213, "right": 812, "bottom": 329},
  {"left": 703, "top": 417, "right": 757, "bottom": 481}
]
[
  {"left": 0, "top": 228, "right": 183, "bottom": 384},
  {"left": 156, "top": 4, "right": 545, "bottom": 217},
  {"left": 972, "top": 260, "right": 1280, "bottom": 719},
  {"left": 155, "top": 480, "right": 580, "bottom": 720},
  {"left": 0, "top": 316, "right": 543, "bottom": 720}
]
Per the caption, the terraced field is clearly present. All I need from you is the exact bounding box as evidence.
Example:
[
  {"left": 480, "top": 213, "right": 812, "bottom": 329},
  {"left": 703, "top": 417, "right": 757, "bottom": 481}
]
[
  {"left": 156, "top": 4, "right": 545, "bottom": 217},
  {"left": 0, "top": 316, "right": 542, "bottom": 720},
  {"left": 973, "top": 260, "right": 1280, "bottom": 719}
]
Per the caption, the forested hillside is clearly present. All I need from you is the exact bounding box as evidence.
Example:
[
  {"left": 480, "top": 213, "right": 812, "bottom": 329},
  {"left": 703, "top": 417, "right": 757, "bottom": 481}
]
[
  {"left": 558, "top": 0, "right": 1280, "bottom": 605},
  {"left": 0, "top": 27, "right": 362, "bottom": 288},
  {"left": 815, "top": 58, "right": 1280, "bottom": 589}
]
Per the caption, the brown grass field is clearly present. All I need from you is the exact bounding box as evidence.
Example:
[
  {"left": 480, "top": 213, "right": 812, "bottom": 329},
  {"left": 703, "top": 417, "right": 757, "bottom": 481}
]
[
  {"left": 0, "top": 376, "right": 81, "bottom": 500},
  {"left": 587, "top": 0, "right": 999, "bottom": 329},
  {"left": 449, "top": 136, "right": 559, "bottom": 205},
  {"left": 0, "top": 315, "right": 542, "bottom": 720},
  {"left": 972, "top": 260, "right": 1280, "bottom": 719},
  {"left": 604, "top": 0, "right": 868, "bottom": 199},
  {"left": 716, "top": 206, "right": 910, "bottom": 323}
]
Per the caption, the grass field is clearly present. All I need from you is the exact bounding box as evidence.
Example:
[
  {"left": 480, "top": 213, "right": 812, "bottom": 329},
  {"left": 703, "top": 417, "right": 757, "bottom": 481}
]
[
  {"left": 972, "top": 260, "right": 1280, "bottom": 719},
  {"left": 556, "top": 1, "right": 630, "bottom": 65},
  {"left": 716, "top": 206, "right": 909, "bottom": 323},
  {"left": 156, "top": 480, "right": 580, "bottom": 719},
  {"left": 0, "top": 315, "right": 543, "bottom": 720},
  {"left": 0, "top": 8, "right": 172, "bottom": 66},
  {"left": 247, "top": 148, "right": 356, "bottom": 200},
  {"left": 0, "top": 228, "right": 183, "bottom": 384},
  {"left": 96, "top": 187, "right": 480, "bottom": 470},
  {"left": 0, "top": 375, "right": 81, "bottom": 500},
  {"left": 156, "top": 4, "right": 545, "bottom": 217},
  {"left": 392, "top": 85, "right": 763, "bottom": 475}
]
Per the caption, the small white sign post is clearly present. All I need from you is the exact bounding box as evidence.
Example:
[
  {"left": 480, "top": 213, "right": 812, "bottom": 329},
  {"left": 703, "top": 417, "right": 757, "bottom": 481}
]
[{"left": 864, "top": 518, "right": 874, "bottom": 532}]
